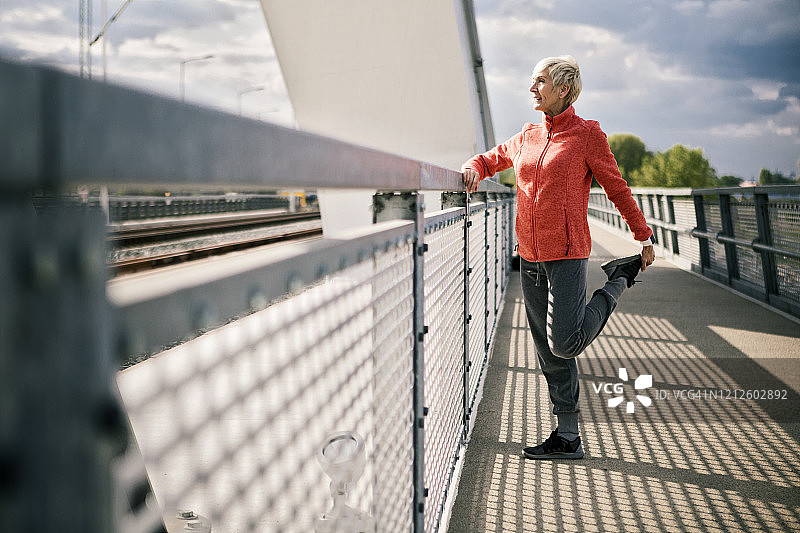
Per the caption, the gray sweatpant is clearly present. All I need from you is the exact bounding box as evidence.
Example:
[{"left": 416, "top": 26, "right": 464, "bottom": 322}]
[{"left": 520, "top": 257, "right": 627, "bottom": 437}]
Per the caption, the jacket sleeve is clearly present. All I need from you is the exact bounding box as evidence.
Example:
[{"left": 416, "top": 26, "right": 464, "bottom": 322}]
[
  {"left": 586, "top": 124, "right": 653, "bottom": 242},
  {"left": 460, "top": 131, "right": 523, "bottom": 180}
]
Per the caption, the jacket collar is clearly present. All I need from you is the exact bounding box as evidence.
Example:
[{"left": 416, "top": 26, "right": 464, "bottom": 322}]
[{"left": 543, "top": 105, "right": 575, "bottom": 134}]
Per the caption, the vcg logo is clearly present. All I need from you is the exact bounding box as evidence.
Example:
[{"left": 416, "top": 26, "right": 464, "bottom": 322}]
[{"left": 592, "top": 367, "right": 652, "bottom": 413}]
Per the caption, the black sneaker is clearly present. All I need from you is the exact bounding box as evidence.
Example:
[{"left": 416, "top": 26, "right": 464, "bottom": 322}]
[
  {"left": 601, "top": 255, "right": 643, "bottom": 288},
  {"left": 522, "top": 429, "right": 584, "bottom": 460}
]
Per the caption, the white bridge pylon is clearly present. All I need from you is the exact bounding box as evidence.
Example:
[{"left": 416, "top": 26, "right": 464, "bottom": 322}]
[{"left": 258, "top": 0, "right": 495, "bottom": 234}]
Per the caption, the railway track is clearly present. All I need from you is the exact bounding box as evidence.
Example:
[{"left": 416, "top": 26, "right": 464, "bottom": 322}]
[
  {"left": 110, "top": 210, "right": 322, "bottom": 275},
  {"left": 109, "top": 209, "right": 320, "bottom": 246}
]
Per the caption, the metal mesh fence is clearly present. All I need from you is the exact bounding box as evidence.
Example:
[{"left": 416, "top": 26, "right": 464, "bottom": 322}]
[
  {"left": 489, "top": 200, "right": 506, "bottom": 344},
  {"left": 486, "top": 204, "right": 497, "bottom": 342},
  {"left": 703, "top": 199, "right": 729, "bottom": 275},
  {"left": 588, "top": 187, "right": 800, "bottom": 319},
  {"left": 588, "top": 193, "right": 624, "bottom": 231},
  {"left": 770, "top": 198, "right": 800, "bottom": 253},
  {"left": 638, "top": 194, "right": 656, "bottom": 219},
  {"left": 770, "top": 198, "right": 800, "bottom": 305},
  {"left": 468, "top": 204, "right": 487, "bottom": 411},
  {"left": 672, "top": 197, "right": 700, "bottom": 265},
  {"left": 730, "top": 196, "right": 763, "bottom": 287},
  {"left": 422, "top": 209, "right": 467, "bottom": 532},
  {"left": 498, "top": 202, "right": 510, "bottom": 294},
  {"left": 116, "top": 239, "right": 416, "bottom": 533},
  {"left": 776, "top": 255, "right": 800, "bottom": 304},
  {"left": 589, "top": 191, "right": 697, "bottom": 267},
  {"left": 493, "top": 203, "right": 504, "bottom": 316},
  {"left": 110, "top": 196, "right": 516, "bottom": 533}
]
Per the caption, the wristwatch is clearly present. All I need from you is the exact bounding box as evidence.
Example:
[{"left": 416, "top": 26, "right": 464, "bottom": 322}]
[{"left": 639, "top": 234, "right": 656, "bottom": 247}]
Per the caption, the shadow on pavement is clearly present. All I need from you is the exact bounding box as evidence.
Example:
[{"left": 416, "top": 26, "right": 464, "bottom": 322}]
[{"left": 448, "top": 232, "right": 800, "bottom": 532}]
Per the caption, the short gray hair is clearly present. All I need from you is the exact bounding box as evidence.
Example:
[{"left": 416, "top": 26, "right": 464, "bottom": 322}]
[{"left": 533, "top": 55, "right": 582, "bottom": 107}]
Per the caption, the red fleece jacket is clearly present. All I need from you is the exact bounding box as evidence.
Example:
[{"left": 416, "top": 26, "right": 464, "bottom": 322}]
[{"left": 462, "top": 106, "right": 652, "bottom": 263}]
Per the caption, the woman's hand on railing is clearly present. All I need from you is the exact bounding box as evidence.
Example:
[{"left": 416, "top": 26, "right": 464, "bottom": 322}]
[{"left": 463, "top": 169, "right": 481, "bottom": 193}]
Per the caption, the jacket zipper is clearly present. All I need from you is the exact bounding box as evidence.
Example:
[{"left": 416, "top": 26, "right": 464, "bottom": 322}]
[
  {"left": 532, "top": 126, "right": 552, "bottom": 260},
  {"left": 564, "top": 207, "right": 571, "bottom": 256}
]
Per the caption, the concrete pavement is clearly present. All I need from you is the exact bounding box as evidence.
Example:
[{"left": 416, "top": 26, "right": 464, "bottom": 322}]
[{"left": 448, "top": 222, "right": 800, "bottom": 532}]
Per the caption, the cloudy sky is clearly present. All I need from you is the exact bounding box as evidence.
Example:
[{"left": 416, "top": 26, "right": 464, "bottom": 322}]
[{"left": 2, "top": 0, "right": 798, "bottom": 180}]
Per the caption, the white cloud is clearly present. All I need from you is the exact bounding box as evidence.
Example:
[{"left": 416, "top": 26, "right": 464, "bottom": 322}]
[
  {"left": 3, "top": 31, "right": 76, "bottom": 59},
  {"left": 1, "top": 0, "right": 797, "bottom": 176},
  {"left": 749, "top": 80, "right": 787, "bottom": 100},
  {"left": 705, "top": 96, "right": 800, "bottom": 143},
  {"left": 1, "top": 5, "right": 64, "bottom": 25},
  {"left": 475, "top": 1, "right": 800, "bottom": 176},
  {"left": 674, "top": 1, "right": 705, "bottom": 13},
  {"left": 708, "top": 120, "right": 789, "bottom": 138},
  {"left": 84, "top": 0, "right": 291, "bottom": 123},
  {"left": 477, "top": 12, "right": 702, "bottom": 136},
  {"left": 707, "top": 0, "right": 800, "bottom": 45}
]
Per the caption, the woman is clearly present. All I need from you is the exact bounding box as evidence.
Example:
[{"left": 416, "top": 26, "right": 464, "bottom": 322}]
[{"left": 462, "top": 55, "right": 655, "bottom": 460}]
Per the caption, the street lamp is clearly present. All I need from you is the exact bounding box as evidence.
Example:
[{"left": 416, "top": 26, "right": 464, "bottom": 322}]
[
  {"left": 179, "top": 54, "right": 215, "bottom": 102},
  {"left": 237, "top": 85, "right": 265, "bottom": 115}
]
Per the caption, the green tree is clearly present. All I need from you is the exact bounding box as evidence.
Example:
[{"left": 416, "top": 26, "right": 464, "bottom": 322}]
[
  {"left": 497, "top": 167, "right": 517, "bottom": 189},
  {"left": 631, "top": 144, "right": 717, "bottom": 188},
  {"left": 718, "top": 175, "right": 743, "bottom": 187},
  {"left": 758, "top": 168, "right": 797, "bottom": 185},
  {"left": 608, "top": 133, "right": 648, "bottom": 185}
]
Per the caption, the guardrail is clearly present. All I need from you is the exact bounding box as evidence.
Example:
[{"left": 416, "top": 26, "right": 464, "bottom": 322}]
[
  {"left": 588, "top": 186, "right": 800, "bottom": 319},
  {"left": 1, "top": 58, "right": 514, "bottom": 533},
  {"left": 107, "top": 194, "right": 295, "bottom": 221},
  {"left": 33, "top": 194, "right": 297, "bottom": 222}
]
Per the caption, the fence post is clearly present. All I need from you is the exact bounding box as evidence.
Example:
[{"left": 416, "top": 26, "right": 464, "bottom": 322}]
[
  {"left": 693, "top": 193, "right": 711, "bottom": 271},
  {"left": 636, "top": 194, "right": 644, "bottom": 220},
  {"left": 492, "top": 194, "right": 499, "bottom": 320},
  {"left": 666, "top": 195, "right": 679, "bottom": 254},
  {"left": 718, "top": 193, "right": 740, "bottom": 283},
  {"left": 484, "top": 196, "right": 491, "bottom": 354},
  {"left": 508, "top": 195, "right": 516, "bottom": 275},
  {"left": 0, "top": 197, "right": 122, "bottom": 532},
  {"left": 754, "top": 192, "right": 780, "bottom": 301},
  {"left": 373, "top": 191, "right": 427, "bottom": 531}
]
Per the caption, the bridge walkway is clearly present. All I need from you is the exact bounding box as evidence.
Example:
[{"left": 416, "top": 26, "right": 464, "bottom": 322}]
[{"left": 449, "top": 221, "right": 800, "bottom": 533}]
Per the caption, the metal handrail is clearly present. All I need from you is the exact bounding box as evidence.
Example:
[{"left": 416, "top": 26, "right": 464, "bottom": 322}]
[
  {"left": 1, "top": 57, "right": 510, "bottom": 194},
  {"left": 693, "top": 185, "right": 800, "bottom": 196},
  {"left": 690, "top": 229, "right": 800, "bottom": 261},
  {"left": 588, "top": 202, "right": 687, "bottom": 233},
  {"left": 752, "top": 240, "right": 800, "bottom": 261}
]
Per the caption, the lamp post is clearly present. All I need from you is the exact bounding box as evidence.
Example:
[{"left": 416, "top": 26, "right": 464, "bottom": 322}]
[
  {"left": 237, "top": 86, "right": 265, "bottom": 115},
  {"left": 180, "top": 54, "right": 215, "bottom": 102}
]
